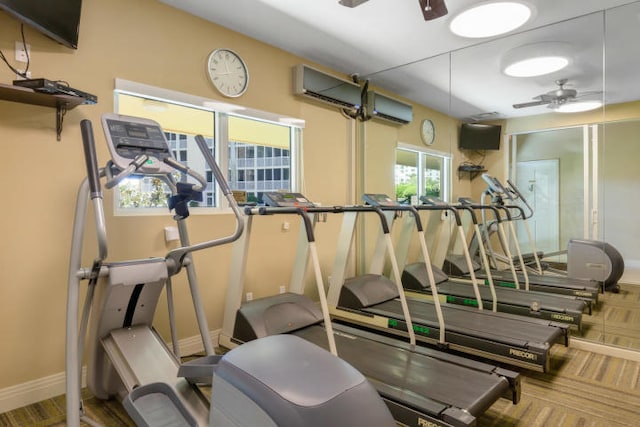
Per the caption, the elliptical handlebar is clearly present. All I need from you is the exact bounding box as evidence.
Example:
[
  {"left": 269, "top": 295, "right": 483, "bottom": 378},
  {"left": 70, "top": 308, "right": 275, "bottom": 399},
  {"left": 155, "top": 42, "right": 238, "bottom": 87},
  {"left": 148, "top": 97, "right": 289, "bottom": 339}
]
[
  {"left": 506, "top": 179, "right": 535, "bottom": 219},
  {"left": 165, "top": 134, "right": 245, "bottom": 275},
  {"left": 163, "top": 156, "right": 207, "bottom": 192},
  {"left": 104, "top": 155, "right": 149, "bottom": 189},
  {"left": 80, "top": 120, "right": 102, "bottom": 199},
  {"left": 79, "top": 119, "right": 108, "bottom": 262}
]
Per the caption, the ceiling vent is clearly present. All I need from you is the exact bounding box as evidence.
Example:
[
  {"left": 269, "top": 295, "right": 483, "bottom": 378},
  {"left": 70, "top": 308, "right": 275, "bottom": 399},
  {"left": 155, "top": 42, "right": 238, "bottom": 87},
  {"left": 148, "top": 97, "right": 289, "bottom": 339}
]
[
  {"left": 466, "top": 111, "right": 501, "bottom": 122},
  {"left": 293, "top": 64, "right": 361, "bottom": 110},
  {"left": 367, "top": 91, "right": 413, "bottom": 125}
]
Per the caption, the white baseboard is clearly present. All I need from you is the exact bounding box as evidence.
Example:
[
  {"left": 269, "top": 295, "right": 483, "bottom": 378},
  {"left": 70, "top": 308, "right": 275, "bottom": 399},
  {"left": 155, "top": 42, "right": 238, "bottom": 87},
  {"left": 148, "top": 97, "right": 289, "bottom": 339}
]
[
  {"left": 0, "top": 370, "right": 70, "bottom": 414},
  {"left": 570, "top": 338, "right": 640, "bottom": 362},
  {"left": 0, "top": 329, "right": 219, "bottom": 414}
]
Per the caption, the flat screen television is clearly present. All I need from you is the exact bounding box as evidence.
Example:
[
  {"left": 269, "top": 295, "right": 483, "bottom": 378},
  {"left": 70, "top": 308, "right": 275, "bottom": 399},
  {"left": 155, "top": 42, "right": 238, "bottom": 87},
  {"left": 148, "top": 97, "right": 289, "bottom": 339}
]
[
  {"left": 459, "top": 123, "right": 502, "bottom": 151},
  {"left": 0, "top": 0, "right": 82, "bottom": 49}
]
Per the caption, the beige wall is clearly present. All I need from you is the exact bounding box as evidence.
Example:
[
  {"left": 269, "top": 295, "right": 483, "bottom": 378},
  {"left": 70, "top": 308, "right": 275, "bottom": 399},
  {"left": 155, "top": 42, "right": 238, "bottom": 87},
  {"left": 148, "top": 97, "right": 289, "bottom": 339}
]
[
  {"left": 515, "top": 127, "right": 585, "bottom": 246},
  {"left": 7, "top": 0, "right": 635, "bottom": 394},
  {"left": 0, "top": 0, "right": 465, "bottom": 391},
  {"left": 600, "top": 119, "right": 640, "bottom": 282}
]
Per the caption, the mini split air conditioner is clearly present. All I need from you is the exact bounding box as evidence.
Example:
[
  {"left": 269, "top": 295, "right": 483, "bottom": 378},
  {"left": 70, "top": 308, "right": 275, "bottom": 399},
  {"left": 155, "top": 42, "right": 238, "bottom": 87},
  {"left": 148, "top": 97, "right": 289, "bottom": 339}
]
[
  {"left": 293, "top": 64, "right": 361, "bottom": 110},
  {"left": 367, "top": 91, "right": 413, "bottom": 125}
]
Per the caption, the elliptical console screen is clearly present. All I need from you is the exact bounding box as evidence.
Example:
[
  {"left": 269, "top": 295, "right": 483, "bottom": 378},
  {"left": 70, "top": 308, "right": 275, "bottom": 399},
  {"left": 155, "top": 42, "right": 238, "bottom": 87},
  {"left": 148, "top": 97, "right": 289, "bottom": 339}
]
[
  {"left": 124, "top": 125, "right": 149, "bottom": 139},
  {"left": 102, "top": 114, "right": 175, "bottom": 174}
]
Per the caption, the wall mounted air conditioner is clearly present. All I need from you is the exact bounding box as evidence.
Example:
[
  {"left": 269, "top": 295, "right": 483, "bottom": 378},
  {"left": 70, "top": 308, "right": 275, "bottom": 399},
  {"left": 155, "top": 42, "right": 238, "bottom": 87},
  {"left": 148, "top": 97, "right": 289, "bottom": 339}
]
[
  {"left": 293, "top": 64, "right": 362, "bottom": 110},
  {"left": 367, "top": 91, "right": 413, "bottom": 125}
]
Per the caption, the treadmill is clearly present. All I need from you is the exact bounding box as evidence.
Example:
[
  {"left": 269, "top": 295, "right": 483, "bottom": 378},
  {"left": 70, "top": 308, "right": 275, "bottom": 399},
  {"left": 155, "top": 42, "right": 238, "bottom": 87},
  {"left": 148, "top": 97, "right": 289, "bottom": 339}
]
[
  {"left": 219, "top": 193, "right": 520, "bottom": 427},
  {"left": 445, "top": 174, "right": 602, "bottom": 306},
  {"left": 328, "top": 194, "right": 569, "bottom": 372},
  {"left": 399, "top": 196, "right": 588, "bottom": 330}
]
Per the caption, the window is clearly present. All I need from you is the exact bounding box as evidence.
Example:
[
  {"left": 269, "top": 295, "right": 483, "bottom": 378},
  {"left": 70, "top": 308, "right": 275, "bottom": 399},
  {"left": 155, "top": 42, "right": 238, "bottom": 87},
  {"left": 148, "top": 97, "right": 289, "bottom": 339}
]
[
  {"left": 395, "top": 144, "right": 451, "bottom": 203},
  {"left": 227, "top": 116, "right": 292, "bottom": 203},
  {"left": 113, "top": 85, "right": 302, "bottom": 214}
]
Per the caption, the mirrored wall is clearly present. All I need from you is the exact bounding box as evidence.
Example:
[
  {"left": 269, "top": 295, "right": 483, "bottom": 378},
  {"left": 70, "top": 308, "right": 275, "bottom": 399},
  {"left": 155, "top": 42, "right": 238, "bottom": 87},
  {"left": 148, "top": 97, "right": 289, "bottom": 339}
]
[{"left": 361, "top": 1, "right": 640, "bottom": 350}]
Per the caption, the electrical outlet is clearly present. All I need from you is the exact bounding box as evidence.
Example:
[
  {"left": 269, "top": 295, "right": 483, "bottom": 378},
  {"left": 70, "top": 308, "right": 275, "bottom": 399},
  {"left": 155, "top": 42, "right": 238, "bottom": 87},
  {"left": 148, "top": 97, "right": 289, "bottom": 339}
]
[
  {"left": 246, "top": 292, "right": 253, "bottom": 302},
  {"left": 279, "top": 286, "right": 286, "bottom": 294},
  {"left": 282, "top": 221, "right": 290, "bottom": 232},
  {"left": 15, "top": 41, "right": 30, "bottom": 63},
  {"left": 15, "top": 70, "right": 31, "bottom": 80}
]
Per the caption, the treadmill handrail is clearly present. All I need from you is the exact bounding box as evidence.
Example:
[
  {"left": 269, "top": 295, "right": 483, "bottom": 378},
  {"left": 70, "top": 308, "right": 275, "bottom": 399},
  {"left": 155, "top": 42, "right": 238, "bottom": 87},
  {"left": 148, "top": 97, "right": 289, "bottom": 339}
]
[
  {"left": 244, "top": 205, "right": 339, "bottom": 355},
  {"left": 414, "top": 204, "right": 463, "bottom": 226},
  {"left": 361, "top": 200, "right": 445, "bottom": 344}
]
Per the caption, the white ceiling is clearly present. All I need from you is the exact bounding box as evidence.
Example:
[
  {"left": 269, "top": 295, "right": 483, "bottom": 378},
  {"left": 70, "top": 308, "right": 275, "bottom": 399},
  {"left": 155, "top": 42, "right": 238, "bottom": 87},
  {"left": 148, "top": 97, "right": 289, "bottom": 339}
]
[{"left": 158, "top": 0, "right": 640, "bottom": 120}]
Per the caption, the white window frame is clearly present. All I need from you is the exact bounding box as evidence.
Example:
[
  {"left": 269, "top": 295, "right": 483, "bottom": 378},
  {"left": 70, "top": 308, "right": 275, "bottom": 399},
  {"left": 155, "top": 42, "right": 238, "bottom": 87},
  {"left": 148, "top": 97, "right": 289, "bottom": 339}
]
[
  {"left": 396, "top": 142, "right": 452, "bottom": 202},
  {"left": 112, "top": 79, "right": 304, "bottom": 216}
]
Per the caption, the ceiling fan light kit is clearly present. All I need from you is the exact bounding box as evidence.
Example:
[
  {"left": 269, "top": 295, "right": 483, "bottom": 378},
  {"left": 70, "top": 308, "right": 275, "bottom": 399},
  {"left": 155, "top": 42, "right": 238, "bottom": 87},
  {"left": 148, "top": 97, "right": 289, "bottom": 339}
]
[
  {"left": 449, "top": 1, "right": 534, "bottom": 38},
  {"left": 513, "top": 78, "right": 603, "bottom": 113},
  {"left": 502, "top": 42, "right": 572, "bottom": 77},
  {"left": 555, "top": 100, "right": 603, "bottom": 113}
]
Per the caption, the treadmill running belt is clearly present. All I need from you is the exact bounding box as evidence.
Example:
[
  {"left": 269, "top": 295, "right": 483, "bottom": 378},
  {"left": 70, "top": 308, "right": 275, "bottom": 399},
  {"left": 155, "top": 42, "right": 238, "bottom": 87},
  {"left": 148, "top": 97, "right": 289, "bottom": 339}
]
[
  {"left": 293, "top": 324, "right": 510, "bottom": 417},
  {"left": 367, "top": 299, "right": 564, "bottom": 348},
  {"left": 436, "top": 281, "right": 586, "bottom": 313}
]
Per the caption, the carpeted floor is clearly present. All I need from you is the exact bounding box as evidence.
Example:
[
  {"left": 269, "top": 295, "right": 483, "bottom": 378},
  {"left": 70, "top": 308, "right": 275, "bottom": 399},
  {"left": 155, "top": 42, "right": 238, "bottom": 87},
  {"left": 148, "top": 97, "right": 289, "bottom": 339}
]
[
  {"left": 579, "top": 283, "right": 640, "bottom": 350},
  {"left": 2, "top": 344, "right": 640, "bottom": 426},
  {"left": 479, "top": 345, "right": 640, "bottom": 426}
]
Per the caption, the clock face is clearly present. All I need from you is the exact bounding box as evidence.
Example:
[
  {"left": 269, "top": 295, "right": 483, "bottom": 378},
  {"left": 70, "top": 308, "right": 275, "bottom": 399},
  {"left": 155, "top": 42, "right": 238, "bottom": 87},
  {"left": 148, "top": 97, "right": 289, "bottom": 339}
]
[
  {"left": 207, "top": 49, "right": 249, "bottom": 97},
  {"left": 421, "top": 119, "right": 435, "bottom": 145}
]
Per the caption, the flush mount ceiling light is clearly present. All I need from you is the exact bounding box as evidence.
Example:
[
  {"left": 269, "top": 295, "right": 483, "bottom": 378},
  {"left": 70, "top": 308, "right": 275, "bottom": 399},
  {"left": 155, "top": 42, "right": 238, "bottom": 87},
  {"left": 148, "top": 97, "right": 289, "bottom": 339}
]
[
  {"left": 555, "top": 100, "right": 603, "bottom": 113},
  {"left": 449, "top": 1, "right": 533, "bottom": 38},
  {"left": 502, "top": 42, "right": 572, "bottom": 77}
]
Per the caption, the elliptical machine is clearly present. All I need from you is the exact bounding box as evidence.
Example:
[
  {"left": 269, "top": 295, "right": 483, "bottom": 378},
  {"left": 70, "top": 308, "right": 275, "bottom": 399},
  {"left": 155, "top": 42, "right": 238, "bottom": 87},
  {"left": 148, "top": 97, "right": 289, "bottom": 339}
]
[
  {"left": 65, "top": 113, "right": 395, "bottom": 426},
  {"left": 481, "top": 174, "right": 624, "bottom": 292}
]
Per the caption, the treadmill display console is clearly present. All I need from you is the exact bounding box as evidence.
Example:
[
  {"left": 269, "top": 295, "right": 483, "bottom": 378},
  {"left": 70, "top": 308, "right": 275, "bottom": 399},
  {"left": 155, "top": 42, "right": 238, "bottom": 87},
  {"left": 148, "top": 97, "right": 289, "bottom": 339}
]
[
  {"left": 362, "top": 193, "right": 398, "bottom": 207},
  {"left": 482, "top": 173, "right": 509, "bottom": 196},
  {"left": 420, "top": 196, "right": 447, "bottom": 206},
  {"left": 102, "top": 114, "right": 175, "bottom": 174},
  {"left": 262, "top": 192, "right": 315, "bottom": 207}
]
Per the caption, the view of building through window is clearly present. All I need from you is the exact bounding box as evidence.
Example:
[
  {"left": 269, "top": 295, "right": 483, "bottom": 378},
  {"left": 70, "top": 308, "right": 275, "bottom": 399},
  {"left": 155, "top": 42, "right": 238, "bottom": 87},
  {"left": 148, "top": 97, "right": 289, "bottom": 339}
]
[
  {"left": 228, "top": 142, "right": 290, "bottom": 203},
  {"left": 114, "top": 93, "right": 296, "bottom": 211}
]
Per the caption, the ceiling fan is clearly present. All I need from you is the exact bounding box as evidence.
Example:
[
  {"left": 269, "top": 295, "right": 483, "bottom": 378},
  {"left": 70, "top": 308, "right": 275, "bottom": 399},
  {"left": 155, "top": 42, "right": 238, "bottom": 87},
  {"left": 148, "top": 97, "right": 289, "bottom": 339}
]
[
  {"left": 512, "top": 78, "right": 601, "bottom": 109},
  {"left": 338, "top": 0, "right": 448, "bottom": 21}
]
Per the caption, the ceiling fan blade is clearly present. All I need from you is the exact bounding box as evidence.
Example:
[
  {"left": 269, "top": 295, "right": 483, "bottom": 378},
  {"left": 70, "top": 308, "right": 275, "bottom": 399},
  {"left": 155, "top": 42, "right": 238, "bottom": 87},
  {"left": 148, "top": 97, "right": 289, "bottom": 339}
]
[
  {"left": 338, "top": 0, "right": 370, "bottom": 7},
  {"left": 419, "top": 0, "right": 448, "bottom": 20},
  {"left": 513, "top": 99, "right": 551, "bottom": 109},
  {"left": 538, "top": 94, "right": 558, "bottom": 102},
  {"left": 575, "top": 90, "right": 602, "bottom": 99}
]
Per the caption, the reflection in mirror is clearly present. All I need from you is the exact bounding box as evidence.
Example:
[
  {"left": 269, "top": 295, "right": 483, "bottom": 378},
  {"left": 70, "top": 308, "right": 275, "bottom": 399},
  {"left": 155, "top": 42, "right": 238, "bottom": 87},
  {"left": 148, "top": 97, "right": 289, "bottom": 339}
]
[
  {"left": 360, "top": 1, "right": 640, "bottom": 352},
  {"left": 394, "top": 146, "right": 451, "bottom": 204},
  {"left": 511, "top": 127, "right": 585, "bottom": 256},
  {"left": 450, "top": 11, "right": 611, "bottom": 344},
  {"left": 450, "top": 12, "right": 604, "bottom": 122},
  {"left": 595, "top": 120, "right": 640, "bottom": 348}
]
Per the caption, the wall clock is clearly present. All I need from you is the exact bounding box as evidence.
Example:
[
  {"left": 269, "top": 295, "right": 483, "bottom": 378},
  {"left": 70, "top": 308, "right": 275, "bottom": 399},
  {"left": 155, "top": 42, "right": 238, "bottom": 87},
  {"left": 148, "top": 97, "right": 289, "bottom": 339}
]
[
  {"left": 421, "top": 119, "right": 435, "bottom": 145},
  {"left": 206, "top": 48, "right": 249, "bottom": 97}
]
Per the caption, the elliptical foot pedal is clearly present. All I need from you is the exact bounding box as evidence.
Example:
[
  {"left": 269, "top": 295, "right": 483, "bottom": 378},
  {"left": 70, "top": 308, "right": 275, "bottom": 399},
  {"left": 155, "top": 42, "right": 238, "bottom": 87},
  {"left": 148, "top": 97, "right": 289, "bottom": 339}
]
[
  {"left": 177, "top": 354, "right": 223, "bottom": 385},
  {"left": 122, "top": 382, "right": 197, "bottom": 427}
]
